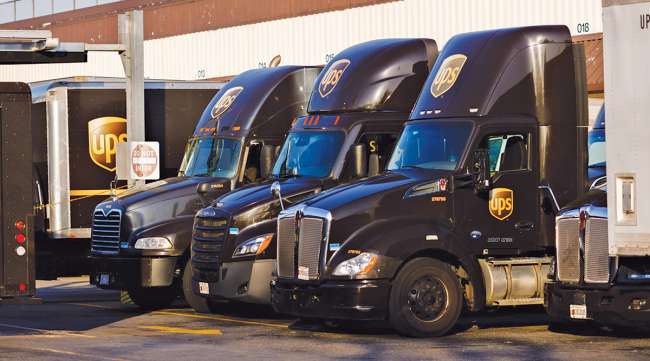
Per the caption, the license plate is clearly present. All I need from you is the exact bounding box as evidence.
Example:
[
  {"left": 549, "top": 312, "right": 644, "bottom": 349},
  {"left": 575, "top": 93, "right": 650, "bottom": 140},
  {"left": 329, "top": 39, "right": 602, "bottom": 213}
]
[
  {"left": 298, "top": 266, "right": 309, "bottom": 280},
  {"left": 570, "top": 304, "right": 587, "bottom": 319},
  {"left": 99, "top": 273, "right": 110, "bottom": 286},
  {"left": 199, "top": 282, "right": 209, "bottom": 295}
]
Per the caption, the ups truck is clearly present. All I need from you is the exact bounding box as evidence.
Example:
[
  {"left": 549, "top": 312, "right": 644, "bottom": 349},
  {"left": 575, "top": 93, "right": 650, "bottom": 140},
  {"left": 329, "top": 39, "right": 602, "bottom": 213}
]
[
  {"left": 29, "top": 78, "right": 221, "bottom": 278},
  {"left": 90, "top": 66, "right": 320, "bottom": 310},
  {"left": 545, "top": 0, "right": 650, "bottom": 329},
  {"left": 190, "top": 38, "right": 438, "bottom": 309},
  {"left": 271, "top": 25, "right": 589, "bottom": 337}
]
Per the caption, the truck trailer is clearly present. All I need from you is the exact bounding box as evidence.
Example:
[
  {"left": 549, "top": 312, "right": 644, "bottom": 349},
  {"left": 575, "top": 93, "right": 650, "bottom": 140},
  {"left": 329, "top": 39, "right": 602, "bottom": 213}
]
[
  {"left": 0, "top": 83, "right": 37, "bottom": 300},
  {"left": 89, "top": 66, "right": 320, "bottom": 310},
  {"left": 30, "top": 78, "right": 221, "bottom": 278},
  {"left": 545, "top": 0, "right": 650, "bottom": 330},
  {"left": 189, "top": 38, "right": 438, "bottom": 309},
  {"left": 271, "top": 25, "right": 589, "bottom": 337}
]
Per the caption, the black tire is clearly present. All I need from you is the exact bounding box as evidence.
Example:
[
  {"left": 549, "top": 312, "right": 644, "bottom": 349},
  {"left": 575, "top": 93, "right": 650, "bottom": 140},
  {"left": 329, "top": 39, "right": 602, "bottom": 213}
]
[
  {"left": 388, "top": 257, "right": 463, "bottom": 337},
  {"left": 182, "top": 261, "right": 217, "bottom": 314},
  {"left": 127, "top": 284, "right": 177, "bottom": 310}
]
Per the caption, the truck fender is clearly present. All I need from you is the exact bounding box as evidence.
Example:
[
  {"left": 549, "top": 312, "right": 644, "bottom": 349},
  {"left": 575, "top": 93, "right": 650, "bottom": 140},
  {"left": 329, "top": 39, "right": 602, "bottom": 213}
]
[
  {"left": 132, "top": 215, "right": 195, "bottom": 257},
  {"left": 335, "top": 217, "right": 486, "bottom": 312}
]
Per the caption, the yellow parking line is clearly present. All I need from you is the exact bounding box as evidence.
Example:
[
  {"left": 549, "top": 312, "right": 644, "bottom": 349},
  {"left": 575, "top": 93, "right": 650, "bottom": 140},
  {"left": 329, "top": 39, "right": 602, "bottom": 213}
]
[
  {"left": 140, "top": 325, "right": 222, "bottom": 335},
  {"left": 153, "top": 310, "right": 290, "bottom": 329}
]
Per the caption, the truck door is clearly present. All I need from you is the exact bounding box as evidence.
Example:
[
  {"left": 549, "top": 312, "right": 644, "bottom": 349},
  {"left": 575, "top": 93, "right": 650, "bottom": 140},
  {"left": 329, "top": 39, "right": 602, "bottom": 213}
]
[{"left": 457, "top": 126, "right": 539, "bottom": 256}]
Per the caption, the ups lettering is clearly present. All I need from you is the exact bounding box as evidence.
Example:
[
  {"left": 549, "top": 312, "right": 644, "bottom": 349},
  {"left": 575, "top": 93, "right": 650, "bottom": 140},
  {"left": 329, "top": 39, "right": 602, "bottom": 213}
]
[
  {"left": 91, "top": 132, "right": 127, "bottom": 165},
  {"left": 323, "top": 69, "right": 343, "bottom": 87},
  {"left": 489, "top": 197, "right": 513, "bottom": 216}
]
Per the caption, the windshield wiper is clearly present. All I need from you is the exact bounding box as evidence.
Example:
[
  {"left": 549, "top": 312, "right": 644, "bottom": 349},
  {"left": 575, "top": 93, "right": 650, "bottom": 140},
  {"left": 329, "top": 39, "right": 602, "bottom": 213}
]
[{"left": 401, "top": 164, "right": 426, "bottom": 170}]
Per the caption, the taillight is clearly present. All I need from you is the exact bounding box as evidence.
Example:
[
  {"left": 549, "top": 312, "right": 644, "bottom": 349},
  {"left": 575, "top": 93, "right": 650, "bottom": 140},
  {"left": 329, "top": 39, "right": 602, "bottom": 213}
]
[
  {"left": 15, "top": 218, "right": 26, "bottom": 256},
  {"left": 15, "top": 220, "right": 25, "bottom": 232}
]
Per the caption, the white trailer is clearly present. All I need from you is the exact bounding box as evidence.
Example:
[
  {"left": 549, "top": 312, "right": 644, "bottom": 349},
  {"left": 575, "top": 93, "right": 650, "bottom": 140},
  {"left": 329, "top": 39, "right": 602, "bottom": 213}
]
[{"left": 545, "top": 0, "right": 650, "bottom": 328}]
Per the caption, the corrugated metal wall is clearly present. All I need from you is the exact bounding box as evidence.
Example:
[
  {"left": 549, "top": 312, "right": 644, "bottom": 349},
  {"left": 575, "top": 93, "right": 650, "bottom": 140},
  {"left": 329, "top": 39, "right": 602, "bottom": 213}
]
[{"left": 0, "top": 0, "right": 603, "bottom": 82}]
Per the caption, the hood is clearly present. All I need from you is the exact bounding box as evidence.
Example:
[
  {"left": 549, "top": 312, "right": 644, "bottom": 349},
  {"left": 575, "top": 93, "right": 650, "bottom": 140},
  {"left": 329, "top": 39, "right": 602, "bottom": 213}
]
[
  {"left": 213, "top": 177, "right": 324, "bottom": 216},
  {"left": 301, "top": 169, "right": 452, "bottom": 220},
  {"left": 561, "top": 186, "right": 607, "bottom": 212},
  {"left": 112, "top": 176, "right": 230, "bottom": 212},
  {"left": 97, "top": 176, "right": 232, "bottom": 241}
]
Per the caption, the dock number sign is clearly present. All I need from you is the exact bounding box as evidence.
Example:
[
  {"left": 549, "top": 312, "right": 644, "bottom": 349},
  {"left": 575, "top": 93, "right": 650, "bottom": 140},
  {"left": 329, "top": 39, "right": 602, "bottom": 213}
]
[
  {"left": 88, "top": 117, "right": 128, "bottom": 172},
  {"left": 430, "top": 54, "right": 467, "bottom": 98},
  {"left": 319, "top": 59, "right": 351, "bottom": 97}
]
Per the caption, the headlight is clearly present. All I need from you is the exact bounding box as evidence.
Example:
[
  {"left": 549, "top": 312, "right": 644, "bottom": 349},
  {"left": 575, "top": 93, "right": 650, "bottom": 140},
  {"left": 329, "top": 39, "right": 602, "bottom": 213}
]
[
  {"left": 134, "top": 237, "right": 172, "bottom": 249},
  {"left": 232, "top": 233, "right": 273, "bottom": 258},
  {"left": 332, "top": 252, "right": 378, "bottom": 277}
]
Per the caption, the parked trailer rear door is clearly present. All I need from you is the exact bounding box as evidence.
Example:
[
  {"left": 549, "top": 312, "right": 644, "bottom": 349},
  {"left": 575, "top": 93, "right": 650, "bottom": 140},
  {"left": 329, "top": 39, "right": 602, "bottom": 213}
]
[{"left": 0, "top": 82, "right": 35, "bottom": 298}]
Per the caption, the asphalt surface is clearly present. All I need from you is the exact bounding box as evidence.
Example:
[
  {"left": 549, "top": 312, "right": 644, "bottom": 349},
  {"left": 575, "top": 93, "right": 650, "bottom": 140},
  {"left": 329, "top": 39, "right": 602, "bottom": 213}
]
[{"left": 0, "top": 277, "right": 649, "bottom": 361}]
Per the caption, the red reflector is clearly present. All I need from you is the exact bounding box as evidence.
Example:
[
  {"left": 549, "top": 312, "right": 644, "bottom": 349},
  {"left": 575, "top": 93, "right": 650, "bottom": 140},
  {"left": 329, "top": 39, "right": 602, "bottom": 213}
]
[
  {"left": 18, "top": 283, "right": 27, "bottom": 293},
  {"left": 15, "top": 233, "right": 25, "bottom": 244},
  {"left": 15, "top": 220, "right": 25, "bottom": 232}
]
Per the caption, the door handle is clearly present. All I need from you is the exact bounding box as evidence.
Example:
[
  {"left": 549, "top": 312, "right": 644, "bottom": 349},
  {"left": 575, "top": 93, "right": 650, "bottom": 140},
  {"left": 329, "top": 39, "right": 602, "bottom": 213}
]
[{"left": 515, "top": 221, "right": 534, "bottom": 231}]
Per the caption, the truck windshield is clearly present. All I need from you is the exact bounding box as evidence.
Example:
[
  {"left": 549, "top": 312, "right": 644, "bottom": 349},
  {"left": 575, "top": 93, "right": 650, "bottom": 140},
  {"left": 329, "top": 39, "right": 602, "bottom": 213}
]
[
  {"left": 179, "top": 137, "right": 242, "bottom": 178},
  {"left": 387, "top": 121, "right": 472, "bottom": 171},
  {"left": 272, "top": 131, "right": 345, "bottom": 178},
  {"left": 588, "top": 129, "right": 606, "bottom": 167}
]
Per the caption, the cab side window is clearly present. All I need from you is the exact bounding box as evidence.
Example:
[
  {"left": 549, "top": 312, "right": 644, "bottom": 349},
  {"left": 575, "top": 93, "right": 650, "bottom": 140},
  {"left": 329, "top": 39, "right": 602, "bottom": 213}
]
[
  {"left": 358, "top": 133, "right": 398, "bottom": 176},
  {"left": 483, "top": 134, "right": 528, "bottom": 175},
  {"left": 243, "top": 143, "right": 262, "bottom": 183}
]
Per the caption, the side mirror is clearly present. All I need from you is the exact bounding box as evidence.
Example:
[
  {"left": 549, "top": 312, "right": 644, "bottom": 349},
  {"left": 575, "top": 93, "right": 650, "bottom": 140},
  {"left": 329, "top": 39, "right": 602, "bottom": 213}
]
[
  {"left": 260, "top": 144, "right": 275, "bottom": 179},
  {"left": 473, "top": 149, "right": 491, "bottom": 193},
  {"left": 348, "top": 144, "right": 368, "bottom": 179},
  {"left": 271, "top": 181, "right": 284, "bottom": 210},
  {"left": 196, "top": 181, "right": 226, "bottom": 206}
]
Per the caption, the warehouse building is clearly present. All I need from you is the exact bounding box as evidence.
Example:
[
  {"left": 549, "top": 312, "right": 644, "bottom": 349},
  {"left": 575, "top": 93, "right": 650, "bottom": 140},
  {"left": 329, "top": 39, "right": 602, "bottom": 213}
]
[{"left": 0, "top": 0, "right": 604, "bottom": 116}]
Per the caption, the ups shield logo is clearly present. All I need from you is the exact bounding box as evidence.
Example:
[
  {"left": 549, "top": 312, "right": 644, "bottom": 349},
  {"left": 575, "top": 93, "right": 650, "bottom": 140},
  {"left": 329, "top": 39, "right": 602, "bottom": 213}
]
[
  {"left": 88, "top": 117, "right": 127, "bottom": 172},
  {"left": 319, "top": 59, "right": 350, "bottom": 98},
  {"left": 430, "top": 54, "right": 467, "bottom": 98},
  {"left": 211, "top": 86, "right": 243, "bottom": 119},
  {"left": 489, "top": 187, "right": 514, "bottom": 221}
]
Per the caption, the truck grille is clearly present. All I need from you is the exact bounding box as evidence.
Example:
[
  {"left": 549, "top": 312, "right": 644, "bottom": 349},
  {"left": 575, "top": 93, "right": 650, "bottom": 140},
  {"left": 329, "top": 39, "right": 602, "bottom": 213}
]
[
  {"left": 191, "top": 217, "right": 228, "bottom": 275},
  {"left": 584, "top": 217, "right": 609, "bottom": 283},
  {"left": 277, "top": 216, "right": 297, "bottom": 278},
  {"left": 91, "top": 209, "right": 122, "bottom": 255},
  {"left": 556, "top": 217, "right": 580, "bottom": 282},
  {"left": 277, "top": 209, "right": 329, "bottom": 280},
  {"left": 297, "top": 217, "right": 324, "bottom": 280}
]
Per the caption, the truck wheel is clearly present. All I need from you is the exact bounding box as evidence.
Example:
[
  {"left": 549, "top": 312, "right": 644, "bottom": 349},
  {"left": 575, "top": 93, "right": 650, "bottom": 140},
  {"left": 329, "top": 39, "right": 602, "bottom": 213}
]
[
  {"left": 388, "top": 257, "right": 463, "bottom": 337},
  {"left": 182, "top": 261, "right": 217, "bottom": 314},
  {"left": 127, "top": 285, "right": 177, "bottom": 310}
]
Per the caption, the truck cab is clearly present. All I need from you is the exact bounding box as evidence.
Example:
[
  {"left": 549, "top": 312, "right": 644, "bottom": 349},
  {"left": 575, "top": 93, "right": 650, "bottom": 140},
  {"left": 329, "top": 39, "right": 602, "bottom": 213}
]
[
  {"left": 271, "top": 26, "right": 589, "bottom": 337},
  {"left": 190, "top": 38, "right": 438, "bottom": 308},
  {"left": 89, "top": 66, "right": 320, "bottom": 309}
]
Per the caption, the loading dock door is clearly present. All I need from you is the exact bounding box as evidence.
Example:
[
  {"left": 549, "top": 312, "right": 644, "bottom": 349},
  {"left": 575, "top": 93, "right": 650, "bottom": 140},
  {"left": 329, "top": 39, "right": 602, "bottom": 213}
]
[{"left": 0, "top": 83, "right": 35, "bottom": 298}]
